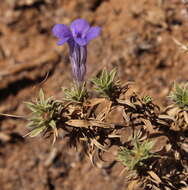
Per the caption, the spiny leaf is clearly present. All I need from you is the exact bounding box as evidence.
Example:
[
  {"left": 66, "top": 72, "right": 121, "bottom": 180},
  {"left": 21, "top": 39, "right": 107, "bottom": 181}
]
[
  {"left": 142, "top": 95, "right": 152, "bottom": 104},
  {"left": 25, "top": 102, "right": 38, "bottom": 112},
  {"left": 169, "top": 83, "right": 188, "bottom": 109},
  {"left": 118, "top": 135, "right": 155, "bottom": 171},
  {"left": 25, "top": 89, "right": 64, "bottom": 141},
  {"left": 91, "top": 69, "right": 119, "bottom": 98},
  {"left": 28, "top": 126, "right": 46, "bottom": 137},
  {"left": 63, "top": 82, "right": 88, "bottom": 102},
  {"left": 39, "top": 89, "right": 45, "bottom": 105}
]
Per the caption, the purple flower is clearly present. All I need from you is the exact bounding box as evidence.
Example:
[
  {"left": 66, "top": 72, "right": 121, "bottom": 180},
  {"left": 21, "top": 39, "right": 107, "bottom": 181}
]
[{"left": 52, "top": 18, "right": 101, "bottom": 82}]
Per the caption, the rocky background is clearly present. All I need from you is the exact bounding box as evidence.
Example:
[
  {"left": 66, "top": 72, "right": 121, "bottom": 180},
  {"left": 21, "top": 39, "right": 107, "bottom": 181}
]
[{"left": 0, "top": 0, "right": 188, "bottom": 189}]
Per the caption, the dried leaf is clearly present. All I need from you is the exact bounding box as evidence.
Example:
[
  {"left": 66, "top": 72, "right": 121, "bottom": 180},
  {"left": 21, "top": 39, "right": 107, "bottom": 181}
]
[
  {"left": 158, "top": 114, "right": 175, "bottom": 121},
  {"left": 49, "top": 120, "right": 58, "bottom": 145},
  {"left": 116, "top": 99, "right": 136, "bottom": 109},
  {"left": 140, "top": 118, "right": 155, "bottom": 133},
  {"left": 122, "top": 109, "right": 130, "bottom": 122},
  {"left": 108, "top": 134, "right": 121, "bottom": 138},
  {"left": 89, "top": 152, "right": 95, "bottom": 166},
  {"left": 66, "top": 119, "right": 90, "bottom": 128},
  {"left": 91, "top": 139, "right": 108, "bottom": 151},
  {"left": 148, "top": 171, "right": 162, "bottom": 184},
  {"left": 156, "top": 118, "right": 170, "bottom": 126},
  {"left": 89, "top": 120, "right": 114, "bottom": 128},
  {"left": 181, "top": 187, "right": 188, "bottom": 190},
  {"left": 84, "top": 98, "right": 106, "bottom": 107},
  {"left": 95, "top": 99, "right": 112, "bottom": 120},
  {"left": 152, "top": 186, "right": 161, "bottom": 190},
  {"left": 166, "top": 106, "right": 179, "bottom": 117},
  {"left": 183, "top": 111, "right": 188, "bottom": 124},
  {"left": 127, "top": 180, "right": 139, "bottom": 190},
  {"left": 165, "top": 143, "right": 172, "bottom": 152},
  {"left": 66, "top": 119, "right": 114, "bottom": 129}
]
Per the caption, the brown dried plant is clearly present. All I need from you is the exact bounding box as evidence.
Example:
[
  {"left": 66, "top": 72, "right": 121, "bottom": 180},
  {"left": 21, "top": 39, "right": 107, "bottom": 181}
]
[{"left": 23, "top": 70, "right": 188, "bottom": 190}]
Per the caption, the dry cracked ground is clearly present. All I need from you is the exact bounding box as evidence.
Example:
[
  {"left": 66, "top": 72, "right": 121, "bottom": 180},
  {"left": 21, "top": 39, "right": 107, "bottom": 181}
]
[{"left": 0, "top": 0, "right": 188, "bottom": 190}]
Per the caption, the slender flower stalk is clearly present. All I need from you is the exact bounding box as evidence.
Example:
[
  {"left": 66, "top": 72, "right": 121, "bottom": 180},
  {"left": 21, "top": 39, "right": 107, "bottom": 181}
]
[{"left": 52, "top": 18, "right": 101, "bottom": 82}]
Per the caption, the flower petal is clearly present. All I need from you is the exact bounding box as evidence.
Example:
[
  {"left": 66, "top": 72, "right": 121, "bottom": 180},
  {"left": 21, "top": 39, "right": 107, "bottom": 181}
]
[
  {"left": 57, "top": 37, "right": 70, "bottom": 46},
  {"left": 70, "top": 18, "right": 90, "bottom": 38},
  {"left": 86, "top": 26, "right": 101, "bottom": 42},
  {"left": 74, "top": 37, "right": 87, "bottom": 46},
  {"left": 52, "top": 24, "right": 72, "bottom": 39}
]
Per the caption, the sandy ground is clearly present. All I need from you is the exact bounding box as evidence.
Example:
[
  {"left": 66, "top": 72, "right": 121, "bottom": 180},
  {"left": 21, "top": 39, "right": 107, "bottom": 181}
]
[{"left": 0, "top": 0, "right": 188, "bottom": 189}]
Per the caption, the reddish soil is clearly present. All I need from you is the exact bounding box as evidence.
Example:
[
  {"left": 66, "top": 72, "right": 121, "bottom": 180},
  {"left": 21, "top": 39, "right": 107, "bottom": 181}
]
[{"left": 0, "top": 0, "right": 188, "bottom": 189}]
